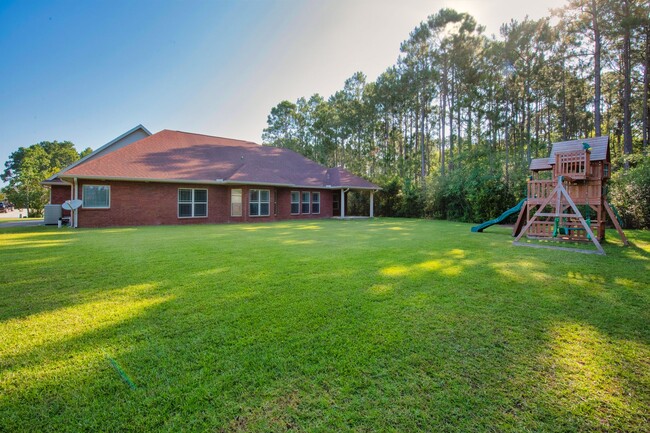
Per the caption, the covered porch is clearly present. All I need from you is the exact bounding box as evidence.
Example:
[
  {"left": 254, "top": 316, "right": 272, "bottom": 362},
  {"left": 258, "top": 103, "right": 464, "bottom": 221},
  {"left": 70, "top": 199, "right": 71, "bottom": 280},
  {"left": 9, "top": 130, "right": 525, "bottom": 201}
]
[{"left": 332, "top": 188, "right": 378, "bottom": 219}]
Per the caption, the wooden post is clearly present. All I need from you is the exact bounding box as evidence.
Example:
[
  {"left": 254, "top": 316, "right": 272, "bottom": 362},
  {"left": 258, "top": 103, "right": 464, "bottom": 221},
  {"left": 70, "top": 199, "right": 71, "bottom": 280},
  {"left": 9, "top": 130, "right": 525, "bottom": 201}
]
[
  {"left": 369, "top": 191, "right": 374, "bottom": 218},
  {"left": 340, "top": 189, "right": 345, "bottom": 219},
  {"left": 512, "top": 204, "right": 527, "bottom": 237},
  {"left": 604, "top": 201, "right": 629, "bottom": 246}
]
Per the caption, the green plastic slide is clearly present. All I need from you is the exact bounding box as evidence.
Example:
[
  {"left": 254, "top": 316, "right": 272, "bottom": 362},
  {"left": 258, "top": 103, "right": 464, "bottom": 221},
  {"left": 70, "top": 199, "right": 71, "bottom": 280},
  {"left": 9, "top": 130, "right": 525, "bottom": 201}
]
[{"left": 471, "top": 199, "right": 526, "bottom": 233}]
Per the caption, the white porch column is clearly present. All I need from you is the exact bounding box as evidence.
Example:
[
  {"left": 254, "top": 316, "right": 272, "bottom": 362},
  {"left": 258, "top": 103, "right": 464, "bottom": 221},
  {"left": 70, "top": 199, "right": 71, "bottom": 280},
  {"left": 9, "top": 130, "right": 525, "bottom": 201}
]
[
  {"left": 340, "top": 189, "right": 345, "bottom": 219},
  {"left": 370, "top": 191, "right": 374, "bottom": 218}
]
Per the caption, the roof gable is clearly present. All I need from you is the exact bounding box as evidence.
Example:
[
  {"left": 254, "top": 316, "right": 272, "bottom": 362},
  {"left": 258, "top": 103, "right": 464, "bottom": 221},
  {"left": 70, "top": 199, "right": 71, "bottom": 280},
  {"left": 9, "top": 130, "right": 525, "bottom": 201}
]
[
  {"left": 79, "top": 124, "right": 152, "bottom": 165},
  {"left": 45, "top": 124, "right": 152, "bottom": 182}
]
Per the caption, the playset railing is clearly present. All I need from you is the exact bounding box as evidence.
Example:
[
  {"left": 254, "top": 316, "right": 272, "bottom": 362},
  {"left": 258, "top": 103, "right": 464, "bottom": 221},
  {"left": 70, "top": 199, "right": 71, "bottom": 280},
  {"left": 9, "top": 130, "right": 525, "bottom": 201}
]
[
  {"left": 527, "top": 180, "right": 554, "bottom": 203},
  {"left": 555, "top": 150, "right": 590, "bottom": 180}
]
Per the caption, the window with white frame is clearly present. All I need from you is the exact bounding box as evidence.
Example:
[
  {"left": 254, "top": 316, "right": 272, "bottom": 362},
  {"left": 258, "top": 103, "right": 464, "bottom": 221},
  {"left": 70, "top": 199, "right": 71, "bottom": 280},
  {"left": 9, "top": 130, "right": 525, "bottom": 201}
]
[
  {"left": 290, "top": 191, "right": 300, "bottom": 214},
  {"left": 249, "top": 189, "right": 270, "bottom": 216},
  {"left": 311, "top": 192, "right": 320, "bottom": 214},
  {"left": 82, "top": 185, "right": 110, "bottom": 208},
  {"left": 178, "top": 188, "right": 207, "bottom": 218},
  {"left": 301, "top": 191, "right": 310, "bottom": 214},
  {"left": 231, "top": 188, "right": 242, "bottom": 217}
]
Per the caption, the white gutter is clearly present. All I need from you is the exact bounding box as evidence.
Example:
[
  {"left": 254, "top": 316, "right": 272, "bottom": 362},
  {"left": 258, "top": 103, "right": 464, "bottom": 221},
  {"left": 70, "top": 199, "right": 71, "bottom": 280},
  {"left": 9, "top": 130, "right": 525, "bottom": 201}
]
[
  {"left": 58, "top": 175, "right": 381, "bottom": 191},
  {"left": 41, "top": 180, "right": 72, "bottom": 186}
]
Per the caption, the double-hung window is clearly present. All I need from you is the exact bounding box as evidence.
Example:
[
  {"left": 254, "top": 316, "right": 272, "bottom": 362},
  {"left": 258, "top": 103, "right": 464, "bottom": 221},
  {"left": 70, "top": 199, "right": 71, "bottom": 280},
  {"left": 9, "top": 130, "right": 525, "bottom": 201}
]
[
  {"left": 178, "top": 188, "right": 208, "bottom": 218},
  {"left": 82, "top": 185, "right": 110, "bottom": 208},
  {"left": 311, "top": 192, "right": 320, "bottom": 214},
  {"left": 249, "top": 189, "right": 270, "bottom": 216},
  {"left": 290, "top": 191, "right": 300, "bottom": 214},
  {"left": 301, "top": 191, "right": 310, "bottom": 214}
]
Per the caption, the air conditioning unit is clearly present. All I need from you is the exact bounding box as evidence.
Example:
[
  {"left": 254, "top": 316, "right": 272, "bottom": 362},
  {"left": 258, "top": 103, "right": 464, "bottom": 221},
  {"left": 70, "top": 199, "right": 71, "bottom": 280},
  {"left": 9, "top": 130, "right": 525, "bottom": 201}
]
[{"left": 44, "top": 204, "right": 63, "bottom": 225}]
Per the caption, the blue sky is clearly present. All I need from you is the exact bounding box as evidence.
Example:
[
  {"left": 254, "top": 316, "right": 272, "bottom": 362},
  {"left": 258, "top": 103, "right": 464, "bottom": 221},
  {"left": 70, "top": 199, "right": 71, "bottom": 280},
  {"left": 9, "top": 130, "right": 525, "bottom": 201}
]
[{"left": 0, "top": 0, "right": 564, "bottom": 183}]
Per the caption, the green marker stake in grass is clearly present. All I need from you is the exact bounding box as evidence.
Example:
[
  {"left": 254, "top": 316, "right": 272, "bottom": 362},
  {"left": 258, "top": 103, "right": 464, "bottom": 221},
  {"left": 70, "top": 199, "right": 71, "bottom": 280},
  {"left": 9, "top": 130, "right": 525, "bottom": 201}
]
[{"left": 107, "top": 357, "right": 137, "bottom": 390}]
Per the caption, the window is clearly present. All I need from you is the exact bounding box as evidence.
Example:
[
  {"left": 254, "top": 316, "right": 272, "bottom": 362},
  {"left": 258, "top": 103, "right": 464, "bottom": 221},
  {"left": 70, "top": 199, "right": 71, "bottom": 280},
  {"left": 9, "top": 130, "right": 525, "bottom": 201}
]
[
  {"left": 290, "top": 191, "right": 300, "bottom": 214},
  {"left": 178, "top": 188, "right": 207, "bottom": 218},
  {"left": 301, "top": 191, "right": 310, "bottom": 214},
  {"left": 231, "top": 189, "right": 242, "bottom": 217},
  {"left": 333, "top": 193, "right": 340, "bottom": 210},
  {"left": 312, "top": 192, "right": 320, "bottom": 214},
  {"left": 249, "top": 189, "right": 270, "bottom": 216},
  {"left": 82, "top": 185, "right": 110, "bottom": 208}
]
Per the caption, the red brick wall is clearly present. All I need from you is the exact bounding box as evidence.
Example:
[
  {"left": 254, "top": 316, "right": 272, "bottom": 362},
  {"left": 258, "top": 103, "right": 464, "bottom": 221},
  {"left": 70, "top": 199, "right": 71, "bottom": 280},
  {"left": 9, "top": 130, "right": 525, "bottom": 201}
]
[
  {"left": 50, "top": 184, "right": 72, "bottom": 217},
  {"left": 72, "top": 180, "right": 335, "bottom": 228}
]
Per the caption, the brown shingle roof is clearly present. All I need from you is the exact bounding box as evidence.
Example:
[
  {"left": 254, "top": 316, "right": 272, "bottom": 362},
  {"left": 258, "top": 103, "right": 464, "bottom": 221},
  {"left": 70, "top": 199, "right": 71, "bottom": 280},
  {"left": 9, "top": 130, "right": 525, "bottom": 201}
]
[
  {"left": 61, "top": 130, "right": 378, "bottom": 190},
  {"left": 529, "top": 158, "right": 552, "bottom": 171},
  {"left": 548, "top": 136, "right": 609, "bottom": 164},
  {"left": 326, "top": 167, "right": 378, "bottom": 189}
]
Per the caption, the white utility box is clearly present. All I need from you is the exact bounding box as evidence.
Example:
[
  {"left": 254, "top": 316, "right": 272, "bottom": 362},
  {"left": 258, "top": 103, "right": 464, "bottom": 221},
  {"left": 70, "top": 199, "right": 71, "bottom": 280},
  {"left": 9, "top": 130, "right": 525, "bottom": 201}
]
[{"left": 44, "top": 204, "right": 63, "bottom": 225}]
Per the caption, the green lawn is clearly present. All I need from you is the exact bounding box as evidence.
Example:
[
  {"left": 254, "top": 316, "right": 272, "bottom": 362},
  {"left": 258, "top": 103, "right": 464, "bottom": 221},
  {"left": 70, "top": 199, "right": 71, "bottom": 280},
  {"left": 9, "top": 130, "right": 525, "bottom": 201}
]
[
  {"left": 1, "top": 219, "right": 648, "bottom": 432},
  {"left": 0, "top": 217, "right": 43, "bottom": 222}
]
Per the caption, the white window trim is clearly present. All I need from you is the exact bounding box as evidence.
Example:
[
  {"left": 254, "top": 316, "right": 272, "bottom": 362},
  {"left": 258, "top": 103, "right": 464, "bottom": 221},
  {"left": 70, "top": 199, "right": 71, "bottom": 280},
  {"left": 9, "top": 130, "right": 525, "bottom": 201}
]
[
  {"left": 82, "top": 185, "right": 110, "bottom": 209},
  {"left": 249, "top": 189, "right": 270, "bottom": 217},
  {"left": 178, "top": 188, "right": 208, "bottom": 219},
  {"left": 290, "top": 191, "right": 300, "bottom": 215},
  {"left": 231, "top": 188, "right": 243, "bottom": 217},
  {"left": 312, "top": 192, "right": 321, "bottom": 215},
  {"left": 301, "top": 191, "right": 311, "bottom": 214}
]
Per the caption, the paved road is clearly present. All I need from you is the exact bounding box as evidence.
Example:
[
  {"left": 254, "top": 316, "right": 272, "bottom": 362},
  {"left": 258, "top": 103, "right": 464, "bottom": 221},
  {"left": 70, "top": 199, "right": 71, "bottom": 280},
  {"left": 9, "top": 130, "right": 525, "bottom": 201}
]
[
  {"left": 0, "top": 208, "right": 45, "bottom": 227},
  {"left": 0, "top": 220, "right": 44, "bottom": 228}
]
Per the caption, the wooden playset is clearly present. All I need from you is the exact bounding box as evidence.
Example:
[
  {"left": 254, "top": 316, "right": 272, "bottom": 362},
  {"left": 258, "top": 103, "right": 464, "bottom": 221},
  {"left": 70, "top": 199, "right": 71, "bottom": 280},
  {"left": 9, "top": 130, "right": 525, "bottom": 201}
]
[{"left": 512, "top": 136, "right": 627, "bottom": 255}]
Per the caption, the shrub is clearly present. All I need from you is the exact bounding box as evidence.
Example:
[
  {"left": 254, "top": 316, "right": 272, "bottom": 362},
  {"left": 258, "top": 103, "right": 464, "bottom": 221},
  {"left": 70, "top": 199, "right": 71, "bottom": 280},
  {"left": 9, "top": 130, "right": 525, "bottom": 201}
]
[
  {"left": 396, "top": 179, "right": 424, "bottom": 217},
  {"left": 347, "top": 190, "right": 370, "bottom": 216},
  {"left": 609, "top": 157, "right": 650, "bottom": 229},
  {"left": 424, "top": 167, "right": 516, "bottom": 223},
  {"left": 370, "top": 177, "right": 424, "bottom": 218},
  {"left": 374, "top": 177, "right": 401, "bottom": 217}
]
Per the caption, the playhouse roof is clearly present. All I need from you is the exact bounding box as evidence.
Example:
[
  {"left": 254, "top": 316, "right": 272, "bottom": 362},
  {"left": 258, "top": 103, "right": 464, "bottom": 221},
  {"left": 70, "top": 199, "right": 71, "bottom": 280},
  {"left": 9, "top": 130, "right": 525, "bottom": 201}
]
[
  {"left": 548, "top": 136, "right": 609, "bottom": 164},
  {"left": 528, "top": 136, "right": 610, "bottom": 171},
  {"left": 529, "top": 158, "right": 552, "bottom": 171}
]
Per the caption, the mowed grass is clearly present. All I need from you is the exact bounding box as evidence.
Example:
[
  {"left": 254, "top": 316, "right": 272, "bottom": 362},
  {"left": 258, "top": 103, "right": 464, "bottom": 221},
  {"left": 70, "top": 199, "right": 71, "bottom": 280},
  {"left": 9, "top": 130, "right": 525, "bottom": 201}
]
[
  {"left": 0, "top": 219, "right": 648, "bottom": 432},
  {"left": 0, "top": 217, "right": 43, "bottom": 222}
]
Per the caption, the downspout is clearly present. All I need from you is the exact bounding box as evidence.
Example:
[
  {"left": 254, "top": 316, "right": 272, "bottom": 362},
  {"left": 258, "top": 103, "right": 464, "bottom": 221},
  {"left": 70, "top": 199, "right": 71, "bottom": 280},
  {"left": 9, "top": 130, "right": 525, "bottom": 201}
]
[
  {"left": 340, "top": 188, "right": 349, "bottom": 219},
  {"left": 69, "top": 183, "right": 73, "bottom": 220},
  {"left": 73, "top": 177, "right": 78, "bottom": 228}
]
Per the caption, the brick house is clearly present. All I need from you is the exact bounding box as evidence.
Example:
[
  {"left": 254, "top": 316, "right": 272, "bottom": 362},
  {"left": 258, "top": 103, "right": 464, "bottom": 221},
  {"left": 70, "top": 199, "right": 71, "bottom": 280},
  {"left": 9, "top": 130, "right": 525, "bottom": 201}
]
[{"left": 43, "top": 125, "right": 379, "bottom": 228}]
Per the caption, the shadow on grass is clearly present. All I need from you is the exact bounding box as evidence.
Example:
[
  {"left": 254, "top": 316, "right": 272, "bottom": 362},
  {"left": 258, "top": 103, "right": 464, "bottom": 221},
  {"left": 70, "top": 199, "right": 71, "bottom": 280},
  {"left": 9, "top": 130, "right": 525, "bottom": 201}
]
[
  {"left": 0, "top": 220, "right": 648, "bottom": 431},
  {"left": 370, "top": 225, "right": 649, "bottom": 430}
]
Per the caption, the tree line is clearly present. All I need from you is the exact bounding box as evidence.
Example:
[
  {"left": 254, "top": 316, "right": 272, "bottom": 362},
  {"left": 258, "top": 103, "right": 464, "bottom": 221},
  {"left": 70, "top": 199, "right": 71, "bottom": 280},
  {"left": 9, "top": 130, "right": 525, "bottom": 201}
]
[
  {"left": 263, "top": 1, "right": 650, "bottom": 228},
  {"left": 1, "top": 142, "right": 92, "bottom": 217}
]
